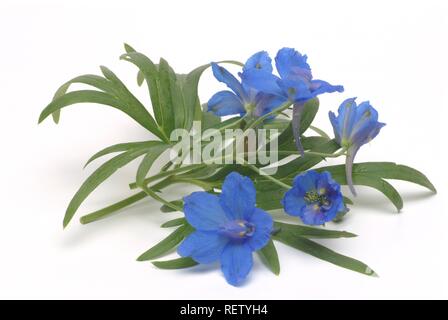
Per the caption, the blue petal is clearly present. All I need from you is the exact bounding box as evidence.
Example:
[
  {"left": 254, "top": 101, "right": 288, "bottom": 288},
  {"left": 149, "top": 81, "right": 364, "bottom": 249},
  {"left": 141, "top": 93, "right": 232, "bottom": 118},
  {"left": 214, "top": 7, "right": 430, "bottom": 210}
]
[
  {"left": 329, "top": 111, "right": 342, "bottom": 144},
  {"left": 277, "top": 78, "right": 312, "bottom": 102},
  {"left": 300, "top": 205, "right": 329, "bottom": 225},
  {"left": 220, "top": 242, "right": 253, "bottom": 286},
  {"left": 292, "top": 170, "right": 319, "bottom": 193},
  {"left": 310, "top": 80, "right": 344, "bottom": 96},
  {"left": 183, "top": 192, "right": 229, "bottom": 231},
  {"left": 316, "top": 171, "right": 339, "bottom": 193},
  {"left": 243, "top": 51, "right": 273, "bottom": 73},
  {"left": 207, "top": 90, "right": 245, "bottom": 116},
  {"left": 211, "top": 63, "right": 245, "bottom": 99},
  {"left": 335, "top": 98, "right": 358, "bottom": 143},
  {"left": 253, "top": 93, "right": 287, "bottom": 118},
  {"left": 350, "top": 102, "right": 385, "bottom": 146},
  {"left": 275, "top": 47, "right": 312, "bottom": 82},
  {"left": 240, "top": 68, "right": 284, "bottom": 97},
  {"left": 220, "top": 172, "right": 256, "bottom": 221},
  {"left": 282, "top": 186, "right": 307, "bottom": 217},
  {"left": 178, "top": 231, "right": 229, "bottom": 264},
  {"left": 247, "top": 208, "right": 273, "bottom": 251}
]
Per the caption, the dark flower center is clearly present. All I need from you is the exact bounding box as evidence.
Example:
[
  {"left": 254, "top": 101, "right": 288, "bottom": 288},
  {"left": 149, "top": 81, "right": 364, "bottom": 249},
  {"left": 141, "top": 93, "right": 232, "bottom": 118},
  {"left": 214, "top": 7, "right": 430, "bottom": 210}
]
[
  {"left": 220, "top": 220, "right": 255, "bottom": 239},
  {"left": 304, "top": 190, "right": 331, "bottom": 210},
  {"left": 288, "top": 87, "right": 297, "bottom": 96}
]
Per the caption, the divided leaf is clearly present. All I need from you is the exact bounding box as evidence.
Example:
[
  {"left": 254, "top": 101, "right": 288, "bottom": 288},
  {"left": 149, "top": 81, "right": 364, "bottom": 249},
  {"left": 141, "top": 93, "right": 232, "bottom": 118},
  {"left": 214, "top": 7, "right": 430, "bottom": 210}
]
[{"left": 63, "top": 148, "right": 149, "bottom": 227}]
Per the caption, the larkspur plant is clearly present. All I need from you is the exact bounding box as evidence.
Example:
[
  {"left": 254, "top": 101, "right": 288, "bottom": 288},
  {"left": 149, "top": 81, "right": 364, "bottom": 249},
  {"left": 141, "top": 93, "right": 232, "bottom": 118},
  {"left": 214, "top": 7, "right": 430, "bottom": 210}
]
[{"left": 38, "top": 44, "right": 436, "bottom": 286}]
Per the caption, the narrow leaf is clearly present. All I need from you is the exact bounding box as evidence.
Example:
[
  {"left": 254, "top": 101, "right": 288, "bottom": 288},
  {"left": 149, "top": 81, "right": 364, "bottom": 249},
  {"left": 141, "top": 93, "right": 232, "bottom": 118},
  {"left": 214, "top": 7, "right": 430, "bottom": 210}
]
[
  {"left": 39, "top": 90, "right": 164, "bottom": 141},
  {"left": 63, "top": 148, "right": 148, "bottom": 228},
  {"left": 137, "top": 225, "right": 192, "bottom": 261},
  {"left": 319, "top": 162, "right": 436, "bottom": 193},
  {"left": 258, "top": 240, "right": 280, "bottom": 275},
  {"left": 80, "top": 191, "right": 147, "bottom": 224},
  {"left": 120, "top": 52, "right": 166, "bottom": 132},
  {"left": 161, "top": 217, "right": 186, "bottom": 228},
  {"left": 152, "top": 257, "right": 198, "bottom": 270},
  {"left": 136, "top": 144, "right": 170, "bottom": 187},
  {"left": 158, "top": 58, "right": 176, "bottom": 133},
  {"left": 274, "top": 221, "right": 357, "bottom": 238},
  {"left": 274, "top": 232, "right": 376, "bottom": 276},
  {"left": 84, "top": 141, "right": 162, "bottom": 167}
]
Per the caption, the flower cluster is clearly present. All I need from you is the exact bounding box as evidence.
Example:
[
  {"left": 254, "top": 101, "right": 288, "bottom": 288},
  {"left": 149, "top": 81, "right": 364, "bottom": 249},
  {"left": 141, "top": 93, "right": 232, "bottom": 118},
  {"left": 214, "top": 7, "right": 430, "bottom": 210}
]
[
  {"left": 177, "top": 48, "right": 387, "bottom": 285},
  {"left": 179, "top": 170, "right": 347, "bottom": 285},
  {"left": 208, "top": 47, "right": 385, "bottom": 195},
  {"left": 39, "top": 44, "right": 435, "bottom": 289}
]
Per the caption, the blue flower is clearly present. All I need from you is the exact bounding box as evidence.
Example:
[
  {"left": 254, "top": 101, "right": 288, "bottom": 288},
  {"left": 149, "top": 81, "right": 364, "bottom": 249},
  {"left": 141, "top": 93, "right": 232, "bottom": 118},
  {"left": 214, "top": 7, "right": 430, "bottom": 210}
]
[
  {"left": 241, "top": 48, "right": 343, "bottom": 155},
  {"left": 178, "top": 172, "right": 273, "bottom": 286},
  {"left": 329, "top": 98, "right": 386, "bottom": 195},
  {"left": 242, "top": 48, "right": 344, "bottom": 103},
  {"left": 282, "top": 170, "right": 344, "bottom": 225},
  {"left": 207, "top": 51, "right": 286, "bottom": 118}
]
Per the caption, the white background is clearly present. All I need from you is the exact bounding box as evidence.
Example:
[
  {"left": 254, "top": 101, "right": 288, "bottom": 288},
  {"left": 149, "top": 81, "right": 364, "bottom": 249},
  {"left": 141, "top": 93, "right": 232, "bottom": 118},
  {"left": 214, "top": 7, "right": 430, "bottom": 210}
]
[{"left": 1, "top": 0, "right": 447, "bottom": 299}]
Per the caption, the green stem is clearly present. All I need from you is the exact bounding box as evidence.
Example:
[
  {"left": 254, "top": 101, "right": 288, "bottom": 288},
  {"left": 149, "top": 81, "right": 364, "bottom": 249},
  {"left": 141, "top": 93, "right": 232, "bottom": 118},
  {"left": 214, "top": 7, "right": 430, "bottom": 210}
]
[
  {"left": 244, "top": 101, "right": 293, "bottom": 130},
  {"left": 241, "top": 160, "right": 291, "bottom": 189},
  {"left": 141, "top": 185, "right": 183, "bottom": 212},
  {"left": 306, "top": 149, "right": 346, "bottom": 158},
  {"left": 129, "top": 163, "right": 206, "bottom": 189},
  {"left": 80, "top": 191, "right": 147, "bottom": 224}
]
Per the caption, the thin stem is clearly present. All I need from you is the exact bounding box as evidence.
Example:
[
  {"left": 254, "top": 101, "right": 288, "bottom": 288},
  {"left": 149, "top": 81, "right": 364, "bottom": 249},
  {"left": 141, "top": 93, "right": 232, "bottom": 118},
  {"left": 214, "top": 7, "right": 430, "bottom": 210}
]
[
  {"left": 129, "top": 163, "right": 206, "bottom": 189},
  {"left": 306, "top": 149, "right": 346, "bottom": 158},
  {"left": 80, "top": 191, "right": 147, "bottom": 225},
  {"left": 244, "top": 101, "right": 293, "bottom": 130},
  {"left": 141, "top": 185, "right": 183, "bottom": 212},
  {"left": 241, "top": 160, "right": 291, "bottom": 189}
]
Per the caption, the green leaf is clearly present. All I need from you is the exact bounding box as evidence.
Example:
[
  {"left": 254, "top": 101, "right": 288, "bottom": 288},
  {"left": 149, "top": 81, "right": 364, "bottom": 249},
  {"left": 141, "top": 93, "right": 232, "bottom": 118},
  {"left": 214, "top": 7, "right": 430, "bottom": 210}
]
[
  {"left": 274, "top": 221, "right": 357, "bottom": 238},
  {"left": 136, "top": 144, "right": 170, "bottom": 187},
  {"left": 123, "top": 44, "right": 147, "bottom": 87},
  {"left": 262, "top": 118, "right": 291, "bottom": 131},
  {"left": 299, "top": 98, "right": 320, "bottom": 135},
  {"left": 181, "top": 64, "right": 210, "bottom": 131},
  {"left": 343, "top": 196, "right": 354, "bottom": 205},
  {"left": 201, "top": 110, "right": 221, "bottom": 130},
  {"left": 137, "top": 224, "right": 192, "bottom": 261},
  {"left": 316, "top": 168, "right": 404, "bottom": 211},
  {"left": 63, "top": 148, "right": 148, "bottom": 228},
  {"left": 168, "top": 70, "right": 187, "bottom": 130},
  {"left": 78, "top": 176, "right": 174, "bottom": 225},
  {"left": 274, "top": 98, "right": 319, "bottom": 147},
  {"left": 161, "top": 217, "right": 186, "bottom": 228},
  {"left": 39, "top": 89, "right": 165, "bottom": 141},
  {"left": 80, "top": 191, "right": 147, "bottom": 224},
  {"left": 120, "top": 52, "right": 170, "bottom": 134},
  {"left": 160, "top": 200, "right": 184, "bottom": 213},
  {"left": 255, "top": 188, "right": 285, "bottom": 211},
  {"left": 152, "top": 257, "right": 198, "bottom": 270},
  {"left": 318, "top": 162, "right": 436, "bottom": 193},
  {"left": 49, "top": 74, "right": 116, "bottom": 124},
  {"left": 157, "top": 58, "right": 176, "bottom": 134},
  {"left": 273, "top": 232, "right": 376, "bottom": 276},
  {"left": 84, "top": 141, "right": 162, "bottom": 167},
  {"left": 258, "top": 240, "right": 280, "bottom": 275},
  {"left": 274, "top": 139, "right": 340, "bottom": 179}
]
